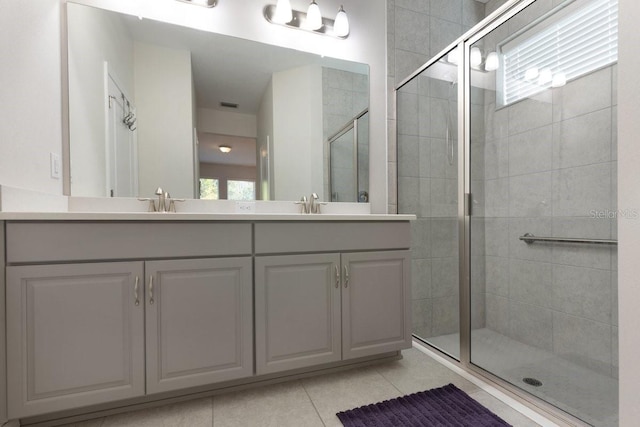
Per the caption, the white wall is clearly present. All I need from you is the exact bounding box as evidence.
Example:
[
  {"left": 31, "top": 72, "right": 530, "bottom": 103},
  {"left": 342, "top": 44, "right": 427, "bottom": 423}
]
[
  {"left": 617, "top": 1, "right": 640, "bottom": 425},
  {"left": 197, "top": 108, "right": 257, "bottom": 138},
  {"left": 67, "top": 3, "right": 134, "bottom": 196},
  {"left": 272, "top": 65, "right": 324, "bottom": 201},
  {"left": 134, "top": 41, "right": 194, "bottom": 198},
  {"left": 0, "top": 0, "right": 63, "bottom": 195}
]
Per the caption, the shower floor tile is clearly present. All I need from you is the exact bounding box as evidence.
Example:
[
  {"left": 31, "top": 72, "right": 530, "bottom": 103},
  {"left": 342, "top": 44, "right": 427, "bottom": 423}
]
[{"left": 427, "top": 328, "right": 618, "bottom": 427}]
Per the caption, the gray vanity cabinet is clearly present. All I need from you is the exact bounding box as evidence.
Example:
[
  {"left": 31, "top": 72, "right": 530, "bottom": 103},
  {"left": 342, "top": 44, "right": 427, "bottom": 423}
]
[
  {"left": 145, "top": 257, "right": 253, "bottom": 394},
  {"left": 341, "top": 251, "right": 411, "bottom": 360},
  {"left": 6, "top": 257, "right": 254, "bottom": 417},
  {"left": 4, "top": 221, "right": 255, "bottom": 418},
  {"left": 255, "top": 249, "right": 411, "bottom": 375},
  {"left": 255, "top": 254, "right": 342, "bottom": 375},
  {"left": 6, "top": 262, "right": 146, "bottom": 418}
]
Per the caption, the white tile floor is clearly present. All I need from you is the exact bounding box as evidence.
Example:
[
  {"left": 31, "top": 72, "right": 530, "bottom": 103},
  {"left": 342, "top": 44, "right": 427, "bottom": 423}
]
[
  {"left": 59, "top": 347, "right": 541, "bottom": 427},
  {"left": 429, "top": 328, "right": 619, "bottom": 427}
]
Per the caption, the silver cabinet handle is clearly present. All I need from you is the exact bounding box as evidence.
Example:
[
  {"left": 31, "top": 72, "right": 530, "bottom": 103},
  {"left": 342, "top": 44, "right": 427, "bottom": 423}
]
[
  {"left": 148, "top": 275, "right": 154, "bottom": 305},
  {"left": 343, "top": 265, "right": 349, "bottom": 288},
  {"left": 134, "top": 276, "right": 140, "bottom": 306},
  {"left": 334, "top": 265, "right": 340, "bottom": 288}
]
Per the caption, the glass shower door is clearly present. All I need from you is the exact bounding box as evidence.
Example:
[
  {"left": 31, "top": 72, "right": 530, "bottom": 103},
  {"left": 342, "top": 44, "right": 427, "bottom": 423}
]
[
  {"left": 467, "top": 0, "right": 618, "bottom": 425},
  {"left": 397, "top": 47, "right": 461, "bottom": 359},
  {"left": 329, "top": 127, "right": 356, "bottom": 202}
]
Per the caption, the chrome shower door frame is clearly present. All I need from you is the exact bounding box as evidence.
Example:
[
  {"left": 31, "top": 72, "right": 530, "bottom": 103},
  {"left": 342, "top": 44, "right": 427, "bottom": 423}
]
[
  {"left": 395, "top": 0, "right": 596, "bottom": 425},
  {"left": 328, "top": 109, "right": 368, "bottom": 202},
  {"left": 460, "top": 1, "right": 592, "bottom": 425}
]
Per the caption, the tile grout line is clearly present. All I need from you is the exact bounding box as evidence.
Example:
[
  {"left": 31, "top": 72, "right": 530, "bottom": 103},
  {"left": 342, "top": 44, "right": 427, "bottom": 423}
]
[
  {"left": 372, "top": 364, "right": 405, "bottom": 396},
  {"left": 300, "top": 380, "right": 328, "bottom": 427}
]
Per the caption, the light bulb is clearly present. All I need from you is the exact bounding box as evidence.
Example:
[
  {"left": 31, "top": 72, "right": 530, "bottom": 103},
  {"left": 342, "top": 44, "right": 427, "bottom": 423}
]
[
  {"left": 447, "top": 48, "right": 459, "bottom": 65},
  {"left": 273, "top": 0, "right": 293, "bottom": 24},
  {"left": 552, "top": 71, "right": 567, "bottom": 88},
  {"left": 484, "top": 51, "right": 499, "bottom": 71},
  {"left": 334, "top": 5, "right": 349, "bottom": 37},
  {"left": 470, "top": 47, "right": 482, "bottom": 68},
  {"left": 538, "top": 67, "right": 552, "bottom": 85},
  {"left": 524, "top": 67, "right": 539, "bottom": 81},
  {"left": 306, "top": 1, "right": 322, "bottom": 30},
  {"left": 219, "top": 145, "right": 231, "bottom": 153}
]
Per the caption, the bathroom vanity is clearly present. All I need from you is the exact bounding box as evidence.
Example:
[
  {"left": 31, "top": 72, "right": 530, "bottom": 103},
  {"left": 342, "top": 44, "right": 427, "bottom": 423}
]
[{"left": 0, "top": 212, "right": 412, "bottom": 424}]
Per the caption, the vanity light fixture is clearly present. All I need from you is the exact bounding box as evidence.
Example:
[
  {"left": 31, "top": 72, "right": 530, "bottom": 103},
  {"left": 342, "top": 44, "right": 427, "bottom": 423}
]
[
  {"left": 273, "top": 0, "right": 293, "bottom": 24},
  {"left": 551, "top": 71, "right": 567, "bottom": 88},
  {"left": 443, "top": 48, "right": 499, "bottom": 72},
  {"left": 538, "top": 67, "right": 553, "bottom": 85},
  {"left": 175, "top": 0, "right": 216, "bottom": 7},
  {"left": 470, "top": 47, "right": 482, "bottom": 68},
  {"left": 264, "top": 2, "right": 350, "bottom": 39},
  {"left": 446, "top": 47, "right": 459, "bottom": 65},
  {"left": 484, "top": 51, "right": 499, "bottom": 71},
  {"left": 333, "top": 5, "right": 349, "bottom": 37},
  {"left": 219, "top": 145, "right": 232, "bottom": 153},
  {"left": 306, "top": 1, "right": 322, "bottom": 30}
]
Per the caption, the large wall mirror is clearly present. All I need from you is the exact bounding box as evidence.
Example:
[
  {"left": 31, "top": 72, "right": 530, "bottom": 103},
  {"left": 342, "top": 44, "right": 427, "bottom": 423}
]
[{"left": 66, "top": 2, "right": 369, "bottom": 202}]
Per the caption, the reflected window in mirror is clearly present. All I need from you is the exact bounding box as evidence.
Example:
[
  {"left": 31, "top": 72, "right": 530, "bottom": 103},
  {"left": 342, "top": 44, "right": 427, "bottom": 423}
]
[
  {"left": 199, "top": 178, "right": 219, "bottom": 200},
  {"left": 228, "top": 180, "right": 256, "bottom": 201}
]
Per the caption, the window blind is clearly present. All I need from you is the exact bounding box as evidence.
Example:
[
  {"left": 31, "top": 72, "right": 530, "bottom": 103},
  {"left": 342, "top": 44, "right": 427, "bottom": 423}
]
[{"left": 500, "top": 0, "right": 617, "bottom": 106}]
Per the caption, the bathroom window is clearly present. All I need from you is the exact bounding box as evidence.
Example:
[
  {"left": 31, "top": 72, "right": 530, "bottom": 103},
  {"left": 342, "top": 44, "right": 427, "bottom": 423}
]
[
  {"left": 228, "top": 180, "right": 255, "bottom": 201},
  {"left": 199, "top": 178, "right": 219, "bottom": 200},
  {"left": 499, "top": 0, "right": 617, "bottom": 106}
]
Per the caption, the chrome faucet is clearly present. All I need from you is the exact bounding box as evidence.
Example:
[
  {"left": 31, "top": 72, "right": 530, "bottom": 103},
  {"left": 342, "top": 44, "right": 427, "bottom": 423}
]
[
  {"left": 309, "top": 193, "right": 320, "bottom": 214},
  {"left": 309, "top": 193, "right": 327, "bottom": 214},
  {"left": 138, "top": 187, "right": 183, "bottom": 212},
  {"left": 295, "top": 195, "right": 309, "bottom": 214},
  {"left": 294, "top": 193, "right": 327, "bottom": 214},
  {"left": 155, "top": 187, "right": 167, "bottom": 212}
]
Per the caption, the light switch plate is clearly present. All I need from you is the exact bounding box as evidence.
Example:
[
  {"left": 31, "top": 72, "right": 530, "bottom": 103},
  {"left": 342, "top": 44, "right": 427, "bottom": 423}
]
[{"left": 50, "top": 152, "right": 61, "bottom": 179}]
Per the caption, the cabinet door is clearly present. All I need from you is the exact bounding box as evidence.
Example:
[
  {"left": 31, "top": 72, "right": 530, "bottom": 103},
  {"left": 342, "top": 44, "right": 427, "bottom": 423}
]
[
  {"left": 6, "top": 262, "right": 145, "bottom": 418},
  {"left": 255, "top": 254, "right": 341, "bottom": 375},
  {"left": 145, "top": 257, "right": 253, "bottom": 394},
  {"left": 341, "top": 250, "right": 412, "bottom": 360}
]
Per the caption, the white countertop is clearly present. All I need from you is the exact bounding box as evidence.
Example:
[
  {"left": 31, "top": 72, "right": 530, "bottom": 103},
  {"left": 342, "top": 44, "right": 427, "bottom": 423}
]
[
  {"left": 0, "top": 212, "right": 415, "bottom": 221},
  {"left": 0, "top": 186, "right": 415, "bottom": 221}
]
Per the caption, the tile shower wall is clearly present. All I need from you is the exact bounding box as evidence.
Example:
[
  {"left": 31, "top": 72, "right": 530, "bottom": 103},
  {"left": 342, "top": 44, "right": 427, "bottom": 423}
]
[
  {"left": 390, "top": 0, "right": 487, "bottom": 343},
  {"left": 476, "top": 66, "right": 618, "bottom": 377},
  {"left": 388, "top": 0, "right": 486, "bottom": 213},
  {"left": 395, "top": 0, "right": 618, "bottom": 379},
  {"left": 474, "top": 0, "right": 618, "bottom": 378}
]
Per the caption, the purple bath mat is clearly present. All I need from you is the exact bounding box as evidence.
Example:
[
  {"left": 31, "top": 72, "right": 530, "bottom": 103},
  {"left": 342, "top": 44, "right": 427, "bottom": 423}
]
[{"left": 336, "top": 384, "right": 512, "bottom": 427}]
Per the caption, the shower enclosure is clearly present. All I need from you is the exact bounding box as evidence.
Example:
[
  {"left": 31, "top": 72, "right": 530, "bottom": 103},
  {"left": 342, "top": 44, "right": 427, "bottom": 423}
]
[
  {"left": 397, "top": 0, "right": 618, "bottom": 425},
  {"left": 328, "top": 110, "right": 369, "bottom": 202}
]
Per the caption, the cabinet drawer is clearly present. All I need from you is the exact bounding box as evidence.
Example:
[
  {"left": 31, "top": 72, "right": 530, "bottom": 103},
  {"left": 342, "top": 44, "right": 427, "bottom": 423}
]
[
  {"left": 254, "top": 222, "right": 411, "bottom": 254},
  {"left": 6, "top": 221, "right": 252, "bottom": 263}
]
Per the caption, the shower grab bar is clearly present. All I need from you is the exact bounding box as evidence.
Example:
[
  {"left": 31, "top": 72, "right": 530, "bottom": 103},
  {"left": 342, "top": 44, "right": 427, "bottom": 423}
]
[{"left": 519, "top": 233, "right": 617, "bottom": 245}]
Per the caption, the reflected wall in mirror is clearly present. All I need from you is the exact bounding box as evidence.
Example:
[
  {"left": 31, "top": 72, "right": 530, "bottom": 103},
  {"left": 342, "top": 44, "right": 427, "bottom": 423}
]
[{"left": 67, "top": 3, "right": 369, "bottom": 201}]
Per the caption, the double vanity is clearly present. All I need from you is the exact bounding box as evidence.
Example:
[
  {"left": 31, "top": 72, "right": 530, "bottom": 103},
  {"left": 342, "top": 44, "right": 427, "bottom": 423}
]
[{"left": 0, "top": 198, "right": 413, "bottom": 424}]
